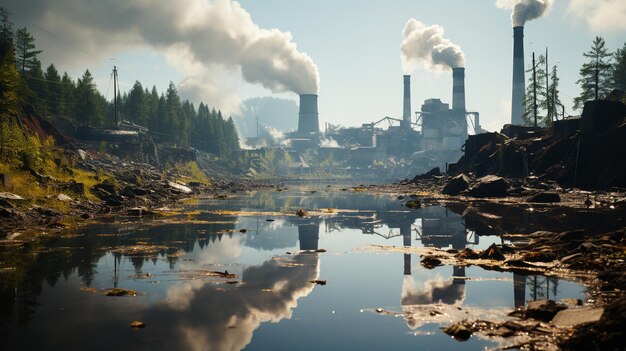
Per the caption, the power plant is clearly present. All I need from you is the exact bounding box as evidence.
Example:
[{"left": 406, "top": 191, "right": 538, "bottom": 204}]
[{"left": 249, "top": 66, "right": 483, "bottom": 178}]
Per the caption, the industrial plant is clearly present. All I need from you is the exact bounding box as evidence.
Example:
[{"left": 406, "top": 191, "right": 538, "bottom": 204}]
[{"left": 243, "top": 67, "right": 482, "bottom": 178}]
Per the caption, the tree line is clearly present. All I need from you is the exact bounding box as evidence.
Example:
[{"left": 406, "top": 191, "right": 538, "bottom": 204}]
[
  {"left": 524, "top": 36, "right": 626, "bottom": 126},
  {"left": 0, "top": 7, "right": 239, "bottom": 160}
]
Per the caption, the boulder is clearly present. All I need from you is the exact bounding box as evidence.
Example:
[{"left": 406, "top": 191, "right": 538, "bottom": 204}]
[
  {"left": 0, "top": 192, "right": 25, "bottom": 201},
  {"left": 167, "top": 181, "right": 192, "bottom": 194},
  {"left": 551, "top": 308, "right": 604, "bottom": 327},
  {"left": 467, "top": 175, "right": 509, "bottom": 198},
  {"left": 443, "top": 322, "right": 472, "bottom": 341},
  {"left": 57, "top": 193, "right": 73, "bottom": 202},
  {"left": 442, "top": 174, "right": 470, "bottom": 196},
  {"left": 527, "top": 191, "right": 561, "bottom": 203},
  {"left": 525, "top": 299, "right": 567, "bottom": 322},
  {"left": 412, "top": 167, "right": 441, "bottom": 181}
]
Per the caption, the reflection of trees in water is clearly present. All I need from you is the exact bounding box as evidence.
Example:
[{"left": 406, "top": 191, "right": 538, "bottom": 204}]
[
  {"left": 527, "top": 275, "right": 560, "bottom": 301},
  {"left": 0, "top": 220, "right": 237, "bottom": 330}
]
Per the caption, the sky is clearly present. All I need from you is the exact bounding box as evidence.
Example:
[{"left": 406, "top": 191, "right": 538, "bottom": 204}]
[{"left": 3, "top": 0, "right": 625, "bottom": 132}]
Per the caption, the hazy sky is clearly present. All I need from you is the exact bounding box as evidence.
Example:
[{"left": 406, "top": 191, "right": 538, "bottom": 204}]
[{"left": 4, "top": 0, "right": 626, "bottom": 132}]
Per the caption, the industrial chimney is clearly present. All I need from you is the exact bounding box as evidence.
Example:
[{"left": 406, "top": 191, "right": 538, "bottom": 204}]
[
  {"left": 402, "top": 75, "right": 411, "bottom": 129},
  {"left": 452, "top": 67, "right": 465, "bottom": 112},
  {"left": 297, "top": 94, "right": 320, "bottom": 134},
  {"left": 511, "top": 26, "right": 525, "bottom": 125}
]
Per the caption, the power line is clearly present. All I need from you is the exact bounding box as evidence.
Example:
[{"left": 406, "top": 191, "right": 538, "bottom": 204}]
[{"left": 22, "top": 73, "right": 75, "bottom": 85}]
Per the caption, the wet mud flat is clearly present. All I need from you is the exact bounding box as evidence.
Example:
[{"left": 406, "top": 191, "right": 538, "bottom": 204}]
[{"left": 0, "top": 186, "right": 623, "bottom": 350}]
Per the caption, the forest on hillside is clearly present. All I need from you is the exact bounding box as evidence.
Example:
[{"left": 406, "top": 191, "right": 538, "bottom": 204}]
[{"left": 0, "top": 7, "right": 239, "bottom": 161}]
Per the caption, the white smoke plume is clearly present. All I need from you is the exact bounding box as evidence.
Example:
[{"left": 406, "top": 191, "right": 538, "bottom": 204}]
[
  {"left": 400, "top": 19, "right": 465, "bottom": 73},
  {"left": 495, "top": 0, "right": 554, "bottom": 27},
  {"left": 567, "top": 0, "right": 626, "bottom": 32},
  {"left": 3, "top": 0, "right": 319, "bottom": 109},
  {"left": 319, "top": 137, "right": 340, "bottom": 148}
]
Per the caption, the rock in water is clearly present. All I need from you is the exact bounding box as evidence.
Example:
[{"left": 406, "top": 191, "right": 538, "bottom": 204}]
[
  {"left": 467, "top": 175, "right": 509, "bottom": 198},
  {"left": 442, "top": 174, "right": 470, "bottom": 196},
  {"left": 443, "top": 322, "right": 472, "bottom": 341}
]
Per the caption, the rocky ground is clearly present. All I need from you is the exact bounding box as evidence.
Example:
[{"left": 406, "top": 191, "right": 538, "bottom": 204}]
[
  {"left": 0, "top": 148, "right": 265, "bottom": 237},
  {"left": 366, "top": 174, "right": 626, "bottom": 351}
]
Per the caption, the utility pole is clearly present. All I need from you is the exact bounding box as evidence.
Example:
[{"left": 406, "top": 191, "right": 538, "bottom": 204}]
[
  {"left": 113, "top": 66, "right": 118, "bottom": 126},
  {"left": 532, "top": 52, "right": 538, "bottom": 127}
]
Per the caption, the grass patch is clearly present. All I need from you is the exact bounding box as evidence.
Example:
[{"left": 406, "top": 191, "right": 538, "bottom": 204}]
[{"left": 173, "top": 161, "right": 211, "bottom": 185}]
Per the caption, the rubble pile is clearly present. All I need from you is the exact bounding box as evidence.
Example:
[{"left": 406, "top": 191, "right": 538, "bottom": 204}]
[{"left": 448, "top": 100, "right": 626, "bottom": 189}]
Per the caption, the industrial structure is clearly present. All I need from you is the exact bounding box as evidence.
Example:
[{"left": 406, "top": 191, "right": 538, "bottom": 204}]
[
  {"left": 511, "top": 26, "right": 526, "bottom": 125},
  {"left": 252, "top": 66, "right": 482, "bottom": 178}
]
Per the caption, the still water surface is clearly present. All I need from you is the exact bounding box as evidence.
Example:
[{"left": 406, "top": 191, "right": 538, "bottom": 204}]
[{"left": 0, "top": 187, "right": 591, "bottom": 350}]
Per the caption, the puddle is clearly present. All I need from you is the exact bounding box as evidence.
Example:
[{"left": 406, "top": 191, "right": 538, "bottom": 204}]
[{"left": 0, "top": 187, "right": 606, "bottom": 350}]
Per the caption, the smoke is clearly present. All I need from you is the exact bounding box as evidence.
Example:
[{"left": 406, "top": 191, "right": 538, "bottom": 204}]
[
  {"left": 3, "top": 0, "right": 319, "bottom": 110},
  {"left": 319, "top": 137, "right": 340, "bottom": 148},
  {"left": 400, "top": 19, "right": 465, "bottom": 73},
  {"left": 495, "top": 0, "right": 554, "bottom": 27},
  {"left": 568, "top": 0, "right": 626, "bottom": 32}
]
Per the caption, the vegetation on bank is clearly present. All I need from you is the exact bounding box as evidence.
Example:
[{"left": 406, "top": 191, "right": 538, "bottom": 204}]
[{"left": 0, "top": 7, "right": 230, "bottom": 211}]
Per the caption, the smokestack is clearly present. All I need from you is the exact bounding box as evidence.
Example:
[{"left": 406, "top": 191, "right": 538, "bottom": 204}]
[
  {"left": 452, "top": 67, "right": 465, "bottom": 111},
  {"left": 298, "top": 94, "right": 320, "bottom": 134},
  {"left": 511, "top": 26, "right": 525, "bottom": 125},
  {"left": 402, "top": 75, "right": 411, "bottom": 129}
]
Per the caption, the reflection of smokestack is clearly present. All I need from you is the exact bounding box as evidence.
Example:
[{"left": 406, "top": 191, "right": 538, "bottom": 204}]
[
  {"left": 511, "top": 26, "right": 525, "bottom": 125},
  {"left": 402, "top": 75, "right": 411, "bottom": 129},
  {"left": 513, "top": 273, "right": 527, "bottom": 307},
  {"left": 298, "top": 223, "right": 319, "bottom": 251},
  {"left": 452, "top": 68, "right": 465, "bottom": 112},
  {"left": 298, "top": 94, "right": 320, "bottom": 134},
  {"left": 402, "top": 223, "right": 412, "bottom": 275}
]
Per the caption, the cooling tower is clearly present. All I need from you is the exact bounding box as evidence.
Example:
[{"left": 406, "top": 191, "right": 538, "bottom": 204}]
[
  {"left": 402, "top": 75, "right": 411, "bottom": 129},
  {"left": 298, "top": 94, "right": 320, "bottom": 134},
  {"left": 511, "top": 26, "right": 525, "bottom": 125},
  {"left": 452, "top": 68, "right": 465, "bottom": 112}
]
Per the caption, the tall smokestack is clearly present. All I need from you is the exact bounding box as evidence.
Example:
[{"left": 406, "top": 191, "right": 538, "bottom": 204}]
[
  {"left": 298, "top": 94, "right": 319, "bottom": 134},
  {"left": 403, "top": 75, "right": 411, "bottom": 129},
  {"left": 452, "top": 68, "right": 465, "bottom": 111},
  {"left": 511, "top": 26, "right": 525, "bottom": 125}
]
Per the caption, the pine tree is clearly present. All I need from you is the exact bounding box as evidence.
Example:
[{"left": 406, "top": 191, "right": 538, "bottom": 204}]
[
  {"left": 127, "top": 81, "right": 148, "bottom": 126},
  {"left": 75, "top": 69, "right": 102, "bottom": 125},
  {"left": 165, "top": 81, "right": 181, "bottom": 143},
  {"left": 44, "top": 64, "right": 62, "bottom": 116},
  {"left": 545, "top": 65, "right": 562, "bottom": 123},
  {"left": 614, "top": 43, "right": 626, "bottom": 92},
  {"left": 573, "top": 36, "right": 614, "bottom": 110},
  {"left": 14, "top": 27, "right": 42, "bottom": 74},
  {"left": 0, "top": 7, "right": 13, "bottom": 45},
  {"left": 59, "top": 72, "right": 75, "bottom": 118},
  {"left": 523, "top": 53, "right": 547, "bottom": 126},
  {"left": 0, "top": 7, "right": 19, "bottom": 115}
]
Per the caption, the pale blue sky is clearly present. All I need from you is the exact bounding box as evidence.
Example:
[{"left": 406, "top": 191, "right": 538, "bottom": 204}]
[{"left": 10, "top": 0, "right": 626, "bottom": 132}]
